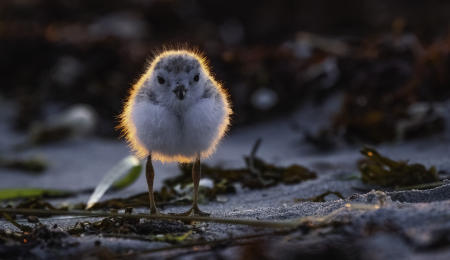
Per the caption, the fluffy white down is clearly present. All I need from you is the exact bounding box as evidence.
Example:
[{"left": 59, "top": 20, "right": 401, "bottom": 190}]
[{"left": 130, "top": 95, "right": 226, "bottom": 161}]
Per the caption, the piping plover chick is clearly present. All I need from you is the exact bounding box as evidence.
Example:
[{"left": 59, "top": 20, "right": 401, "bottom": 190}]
[{"left": 119, "top": 50, "right": 231, "bottom": 216}]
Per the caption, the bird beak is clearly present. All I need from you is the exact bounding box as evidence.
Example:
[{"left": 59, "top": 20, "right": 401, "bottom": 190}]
[{"left": 173, "top": 84, "right": 186, "bottom": 100}]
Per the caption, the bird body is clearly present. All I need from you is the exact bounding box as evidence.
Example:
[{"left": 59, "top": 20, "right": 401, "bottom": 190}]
[
  {"left": 119, "top": 49, "right": 231, "bottom": 215},
  {"left": 120, "top": 50, "right": 231, "bottom": 163},
  {"left": 130, "top": 88, "right": 228, "bottom": 162}
]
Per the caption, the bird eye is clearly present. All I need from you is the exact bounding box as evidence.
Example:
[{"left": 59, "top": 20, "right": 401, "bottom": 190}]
[
  {"left": 193, "top": 74, "right": 199, "bottom": 82},
  {"left": 157, "top": 76, "right": 165, "bottom": 84}
]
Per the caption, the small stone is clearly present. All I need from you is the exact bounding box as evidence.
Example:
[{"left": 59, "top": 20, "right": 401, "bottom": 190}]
[
  {"left": 216, "top": 195, "right": 228, "bottom": 202},
  {"left": 27, "top": 216, "right": 39, "bottom": 223}
]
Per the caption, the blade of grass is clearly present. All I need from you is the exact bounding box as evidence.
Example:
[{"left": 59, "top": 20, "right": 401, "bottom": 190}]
[
  {"left": 0, "top": 188, "right": 74, "bottom": 200},
  {"left": 86, "top": 155, "right": 141, "bottom": 209},
  {"left": 112, "top": 162, "right": 142, "bottom": 190}
]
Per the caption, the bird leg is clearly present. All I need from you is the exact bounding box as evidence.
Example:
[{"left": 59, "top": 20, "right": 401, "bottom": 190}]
[
  {"left": 145, "top": 154, "right": 159, "bottom": 215},
  {"left": 178, "top": 154, "right": 210, "bottom": 216}
]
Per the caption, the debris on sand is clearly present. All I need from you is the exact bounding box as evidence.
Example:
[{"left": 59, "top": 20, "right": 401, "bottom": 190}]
[
  {"left": 0, "top": 156, "right": 47, "bottom": 173},
  {"left": 358, "top": 147, "right": 439, "bottom": 187},
  {"left": 294, "top": 191, "right": 344, "bottom": 202}
]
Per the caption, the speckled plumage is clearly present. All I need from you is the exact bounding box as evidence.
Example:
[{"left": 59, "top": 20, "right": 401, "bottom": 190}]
[{"left": 119, "top": 50, "right": 232, "bottom": 163}]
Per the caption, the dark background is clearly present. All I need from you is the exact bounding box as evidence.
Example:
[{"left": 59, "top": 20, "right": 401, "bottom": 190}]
[{"left": 1, "top": 0, "right": 449, "bottom": 145}]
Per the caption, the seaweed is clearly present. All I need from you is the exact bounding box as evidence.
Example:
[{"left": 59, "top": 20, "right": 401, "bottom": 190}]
[
  {"left": 51, "top": 151, "right": 315, "bottom": 210},
  {"left": 0, "top": 199, "right": 60, "bottom": 219},
  {"left": 358, "top": 147, "right": 439, "bottom": 187},
  {"left": 178, "top": 139, "right": 316, "bottom": 190},
  {"left": 1, "top": 213, "right": 33, "bottom": 232},
  {"left": 29, "top": 125, "right": 74, "bottom": 145},
  {"left": 58, "top": 208, "right": 194, "bottom": 244},
  {"left": 0, "top": 209, "right": 193, "bottom": 250},
  {"left": 0, "top": 202, "right": 388, "bottom": 257},
  {"left": 329, "top": 35, "right": 449, "bottom": 144},
  {"left": 0, "top": 156, "right": 47, "bottom": 173},
  {"left": 90, "top": 140, "right": 316, "bottom": 210},
  {"left": 0, "top": 223, "right": 78, "bottom": 251},
  {"left": 68, "top": 216, "right": 190, "bottom": 238}
]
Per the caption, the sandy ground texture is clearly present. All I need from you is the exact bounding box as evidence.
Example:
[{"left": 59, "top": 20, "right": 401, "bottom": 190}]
[{"left": 0, "top": 99, "right": 449, "bottom": 259}]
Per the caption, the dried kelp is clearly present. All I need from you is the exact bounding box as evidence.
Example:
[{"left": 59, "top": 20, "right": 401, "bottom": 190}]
[
  {"left": 330, "top": 34, "right": 449, "bottom": 144},
  {"left": 358, "top": 147, "right": 439, "bottom": 187},
  {"left": 1, "top": 212, "right": 192, "bottom": 255},
  {"left": 177, "top": 139, "right": 316, "bottom": 190},
  {"left": 0, "top": 199, "right": 60, "bottom": 219},
  {"left": 68, "top": 216, "right": 190, "bottom": 238},
  {"left": 0, "top": 223, "right": 78, "bottom": 260},
  {"left": 0, "top": 223, "right": 75, "bottom": 249},
  {"left": 14, "top": 199, "right": 57, "bottom": 210},
  {"left": 91, "top": 141, "right": 316, "bottom": 210},
  {"left": 1, "top": 213, "right": 32, "bottom": 232},
  {"left": 0, "top": 202, "right": 393, "bottom": 258},
  {"left": 0, "top": 156, "right": 47, "bottom": 173},
  {"left": 29, "top": 125, "right": 74, "bottom": 145}
]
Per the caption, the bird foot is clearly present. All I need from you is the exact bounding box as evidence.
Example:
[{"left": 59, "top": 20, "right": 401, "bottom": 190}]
[{"left": 174, "top": 206, "right": 210, "bottom": 216}]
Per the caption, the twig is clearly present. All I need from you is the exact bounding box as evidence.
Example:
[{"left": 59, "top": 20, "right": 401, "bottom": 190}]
[
  {"left": 250, "top": 138, "right": 262, "bottom": 158},
  {"left": 394, "top": 181, "right": 444, "bottom": 191},
  {"left": 247, "top": 138, "right": 262, "bottom": 176},
  {"left": 247, "top": 138, "right": 273, "bottom": 186},
  {"left": 0, "top": 208, "right": 296, "bottom": 229},
  {"left": 1, "top": 213, "right": 31, "bottom": 232},
  {"left": 0, "top": 203, "right": 382, "bottom": 230}
]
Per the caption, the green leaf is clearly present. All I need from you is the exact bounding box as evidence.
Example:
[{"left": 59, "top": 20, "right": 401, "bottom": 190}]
[
  {"left": 0, "top": 188, "right": 74, "bottom": 200},
  {"left": 154, "top": 230, "right": 193, "bottom": 243},
  {"left": 86, "top": 155, "right": 142, "bottom": 209},
  {"left": 112, "top": 163, "right": 142, "bottom": 190}
]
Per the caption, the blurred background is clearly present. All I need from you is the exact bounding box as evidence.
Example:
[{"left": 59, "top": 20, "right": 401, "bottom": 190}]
[
  {"left": 1, "top": 2, "right": 450, "bottom": 257},
  {"left": 0, "top": 0, "right": 449, "bottom": 149}
]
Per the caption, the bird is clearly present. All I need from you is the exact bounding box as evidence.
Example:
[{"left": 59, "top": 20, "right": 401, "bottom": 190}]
[{"left": 118, "top": 49, "right": 232, "bottom": 216}]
